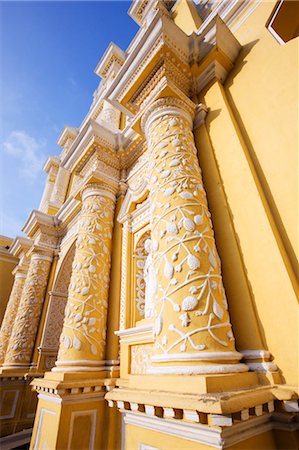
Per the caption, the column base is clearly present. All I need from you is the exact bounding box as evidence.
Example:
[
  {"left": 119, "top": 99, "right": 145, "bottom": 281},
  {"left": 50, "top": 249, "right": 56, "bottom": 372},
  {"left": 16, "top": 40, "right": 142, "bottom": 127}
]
[
  {"left": 117, "top": 372, "right": 259, "bottom": 395},
  {"left": 29, "top": 370, "right": 120, "bottom": 450},
  {"left": 106, "top": 381, "right": 299, "bottom": 450}
]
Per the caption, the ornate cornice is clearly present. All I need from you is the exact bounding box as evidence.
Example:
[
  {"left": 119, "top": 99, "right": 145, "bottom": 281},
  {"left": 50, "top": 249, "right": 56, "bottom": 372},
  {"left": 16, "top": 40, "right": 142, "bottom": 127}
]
[
  {"left": 10, "top": 236, "right": 32, "bottom": 259},
  {"left": 57, "top": 126, "right": 78, "bottom": 149},
  {"left": 74, "top": 169, "right": 119, "bottom": 201},
  {"left": 62, "top": 119, "right": 119, "bottom": 173},
  {"left": 43, "top": 156, "right": 60, "bottom": 174},
  {"left": 106, "top": 10, "right": 240, "bottom": 138},
  {"left": 129, "top": 0, "right": 176, "bottom": 27},
  {"left": 95, "top": 42, "right": 126, "bottom": 80},
  {"left": 22, "top": 210, "right": 60, "bottom": 252}
]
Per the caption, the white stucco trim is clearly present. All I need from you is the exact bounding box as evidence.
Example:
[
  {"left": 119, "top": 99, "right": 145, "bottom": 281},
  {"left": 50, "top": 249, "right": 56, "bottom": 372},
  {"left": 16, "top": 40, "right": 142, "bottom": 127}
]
[
  {"left": 151, "top": 351, "right": 243, "bottom": 362},
  {"left": 148, "top": 363, "right": 248, "bottom": 374},
  {"left": 124, "top": 411, "right": 223, "bottom": 448}
]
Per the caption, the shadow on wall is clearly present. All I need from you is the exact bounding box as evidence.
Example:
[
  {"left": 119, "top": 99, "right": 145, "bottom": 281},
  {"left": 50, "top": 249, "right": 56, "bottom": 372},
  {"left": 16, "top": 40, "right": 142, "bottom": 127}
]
[
  {"left": 198, "top": 109, "right": 286, "bottom": 384},
  {"left": 225, "top": 39, "right": 298, "bottom": 292}
]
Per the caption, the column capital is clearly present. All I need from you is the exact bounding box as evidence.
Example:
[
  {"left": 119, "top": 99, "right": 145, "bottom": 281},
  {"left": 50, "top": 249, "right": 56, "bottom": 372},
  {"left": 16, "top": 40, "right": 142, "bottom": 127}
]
[
  {"left": 12, "top": 266, "right": 29, "bottom": 278},
  {"left": 141, "top": 97, "right": 196, "bottom": 137},
  {"left": 81, "top": 183, "right": 115, "bottom": 202},
  {"left": 77, "top": 169, "right": 119, "bottom": 202},
  {"left": 26, "top": 244, "right": 55, "bottom": 262}
]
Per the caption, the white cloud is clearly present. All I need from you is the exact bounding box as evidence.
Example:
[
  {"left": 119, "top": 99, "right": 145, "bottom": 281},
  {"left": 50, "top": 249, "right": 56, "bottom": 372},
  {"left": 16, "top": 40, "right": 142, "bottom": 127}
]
[{"left": 1, "top": 131, "right": 46, "bottom": 181}]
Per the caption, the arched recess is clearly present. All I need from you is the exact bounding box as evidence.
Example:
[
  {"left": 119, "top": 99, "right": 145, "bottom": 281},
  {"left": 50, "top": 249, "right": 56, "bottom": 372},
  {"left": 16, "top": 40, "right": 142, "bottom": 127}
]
[{"left": 38, "top": 241, "right": 76, "bottom": 371}]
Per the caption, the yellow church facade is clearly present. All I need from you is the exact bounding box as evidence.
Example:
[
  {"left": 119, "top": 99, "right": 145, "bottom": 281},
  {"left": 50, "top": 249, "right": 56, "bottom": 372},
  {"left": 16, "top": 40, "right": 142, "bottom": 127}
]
[{"left": 0, "top": 1, "right": 298, "bottom": 449}]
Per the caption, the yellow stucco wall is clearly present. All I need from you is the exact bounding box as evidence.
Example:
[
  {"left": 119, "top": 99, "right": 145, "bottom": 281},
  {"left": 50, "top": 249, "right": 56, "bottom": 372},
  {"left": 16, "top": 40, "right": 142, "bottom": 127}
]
[
  {"left": 0, "top": 237, "right": 18, "bottom": 325},
  {"left": 194, "top": 1, "right": 298, "bottom": 386},
  {"left": 226, "top": 0, "right": 298, "bottom": 274}
]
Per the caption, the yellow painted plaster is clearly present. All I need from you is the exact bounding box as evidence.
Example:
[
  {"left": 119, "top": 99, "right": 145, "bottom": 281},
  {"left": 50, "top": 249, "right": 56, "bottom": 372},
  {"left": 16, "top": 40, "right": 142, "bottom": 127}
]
[
  {"left": 200, "top": 80, "right": 298, "bottom": 385},
  {"left": 225, "top": 0, "right": 298, "bottom": 275}
]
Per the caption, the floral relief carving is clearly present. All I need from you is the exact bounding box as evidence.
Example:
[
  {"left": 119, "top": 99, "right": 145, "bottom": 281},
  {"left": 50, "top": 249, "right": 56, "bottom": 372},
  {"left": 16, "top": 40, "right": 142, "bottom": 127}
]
[
  {"left": 43, "top": 295, "right": 68, "bottom": 350},
  {"left": 57, "top": 190, "right": 115, "bottom": 364},
  {"left": 119, "top": 221, "right": 130, "bottom": 330},
  {"left": 0, "top": 274, "right": 26, "bottom": 364},
  {"left": 4, "top": 256, "right": 52, "bottom": 365},
  {"left": 134, "top": 231, "right": 151, "bottom": 320},
  {"left": 55, "top": 244, "right": 76, "bottom": 296},
  {"left": 146, "top": 109, "right": 235, "bottom": 356},
  {"left": 44, "top": 356, "right": 57, "bottom": 370},
  {"left": 42, "top": 245, "right": 76, "bottom": 351},
  {"left": 131, "top": 344, "right": 153, "bottom": 374}
]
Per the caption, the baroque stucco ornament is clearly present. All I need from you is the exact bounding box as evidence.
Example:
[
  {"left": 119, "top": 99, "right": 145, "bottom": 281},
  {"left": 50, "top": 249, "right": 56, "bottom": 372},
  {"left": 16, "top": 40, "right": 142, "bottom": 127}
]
[
  {"left": 3, "top": 253, "right": 52, "bottom": 367},
  {"left": 55, "top": 184, "right": 116, "bottom": 371},
  {"left": 142, "top": 98, "right": 245, "bottom": 373}
]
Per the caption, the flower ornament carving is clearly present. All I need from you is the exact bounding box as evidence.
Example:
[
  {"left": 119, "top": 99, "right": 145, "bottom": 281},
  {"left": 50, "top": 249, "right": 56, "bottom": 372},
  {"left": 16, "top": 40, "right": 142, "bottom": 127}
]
[
  {"left": 4, "top": 255, "right": 52, "bottom": 365},
  {"left": 0, "top": 273, "right": 26, "bottom": 364},
  {"left": 42, "top": 245, "right": 76, "bottom": 352},
  {"left": 134, "top": 231, "right": 151, "bottom": 319},
  {"left": 131, "top": 344, "right": 153, "bottom": 375},
  {"left": 57, "top": 189, "right": 115, "bottom": 365},
  {"left": 145, "top": 108, "right": 236, "bottom": 356}
]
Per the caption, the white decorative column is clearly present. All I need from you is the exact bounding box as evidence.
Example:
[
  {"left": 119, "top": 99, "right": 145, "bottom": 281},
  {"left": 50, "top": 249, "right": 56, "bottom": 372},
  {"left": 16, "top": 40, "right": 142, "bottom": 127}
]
[
  {"left": 0, "top": 272, "right": 26, "bottom": 365},
  {"left": 0, "top": 237, "right": 31, "bottom": 366},
  {"left": 141, "top": 97, "right": 247, "bottom": 374},
  {"left": 54, "top": 182, "right": 117, "bottom": 372},
  {"left": 3, "top": 248, "right": 53, "bottom": 370}
]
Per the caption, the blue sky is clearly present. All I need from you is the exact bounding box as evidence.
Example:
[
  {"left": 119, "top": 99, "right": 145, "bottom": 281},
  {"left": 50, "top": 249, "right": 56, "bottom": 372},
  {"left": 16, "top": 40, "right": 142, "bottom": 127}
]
[{"left": 0, "top": 1, "right": 138, "bottom": 237}]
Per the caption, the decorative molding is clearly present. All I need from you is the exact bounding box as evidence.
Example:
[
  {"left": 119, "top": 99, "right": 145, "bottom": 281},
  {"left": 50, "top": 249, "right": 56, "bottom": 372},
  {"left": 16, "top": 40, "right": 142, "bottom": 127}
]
[
  {"left": 241, "top": 349, "right": 271, "bottom": 359},
  {"left": 9, "top": 236, "right": 32, "bottom": 259},
  {"left": 115, "top": 324, "right": 154, "bottom": 337},
  {"left": 57, "top": 125, "right": 78, "bottom": 148},
  {"left": 124, "top": 411, "right": 223, "bottom": 448},
  {"left": 151, "top": 351, "right": 243, "bottom": 362},
  {"left": 56, "top": 196, "right": 81, "bottom": 229},
  {"left": 62, "top": 119, "right": 119, "bottom": 172},
  {"left": 42, "top": 156, "right": 60, "bottom": 174},
  {"left": 119, "top": 405, "right": 299, "bottom": 449},
  {"left": 33, "top": 408, "right": 56, "bottom": 450},
  {"left": 118, "top": 180, "right": 149, "bottom": 225},
  {"left": 148, "top": 363, "right": 248, "bottom": 375},
  {"left": 195, "top": 0, "right": 262, "bottom": 35},
  {"left": 95, "top": 42, "right": 126, "bottom": 80}
]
